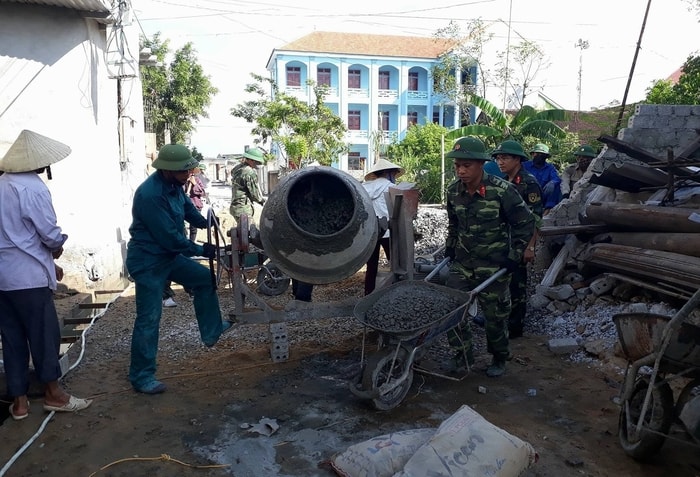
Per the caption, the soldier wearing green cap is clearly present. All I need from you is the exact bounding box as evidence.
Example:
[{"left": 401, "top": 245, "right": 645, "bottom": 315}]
[
  {"left": 443, "top": 136, "right": 536, "bottom": 378},
  {"left": 230, "top": 147, "right": 266, "bottom": 224},
  {"left": 492, "top": 139, "right": 543, "bottom": 339},
  {"left": 126, "top": 144, "right": 233, "bottom": 395},
  {"left": 561, "top": 144, "right": 596, "bottom": 199}
]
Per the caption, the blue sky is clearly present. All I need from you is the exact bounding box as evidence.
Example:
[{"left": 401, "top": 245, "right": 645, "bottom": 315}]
[{"left": 134, "top": 0, "right": 699, "bottom": 157}]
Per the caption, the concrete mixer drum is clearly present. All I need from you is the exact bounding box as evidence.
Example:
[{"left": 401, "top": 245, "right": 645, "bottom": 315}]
[{"left": 259, "top": 166, "right": 378, "bottom": 284}]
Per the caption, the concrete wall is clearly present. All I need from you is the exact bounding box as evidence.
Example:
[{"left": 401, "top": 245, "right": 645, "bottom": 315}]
[{"left": 0, "top": 3, "right": 147, "bottom": 293}]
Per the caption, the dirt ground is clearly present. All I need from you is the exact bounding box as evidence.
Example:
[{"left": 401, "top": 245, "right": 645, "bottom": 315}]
[{"left": 1, "top": 271, "right": 700, "bottom": 477}]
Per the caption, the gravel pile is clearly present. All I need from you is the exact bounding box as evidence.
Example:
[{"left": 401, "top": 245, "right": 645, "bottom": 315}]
[{"left": 362, "top": 283, "right": 463, "bottom": 332}]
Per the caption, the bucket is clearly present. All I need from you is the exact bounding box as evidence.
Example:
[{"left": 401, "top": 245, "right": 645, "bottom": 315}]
[{"left": 259, "top": 166, "right": 378, "bottom": 284}]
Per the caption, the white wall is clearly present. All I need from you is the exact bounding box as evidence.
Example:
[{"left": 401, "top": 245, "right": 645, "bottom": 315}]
[{"left": 0, "top": 4, "right": 146, "bottom": 292}]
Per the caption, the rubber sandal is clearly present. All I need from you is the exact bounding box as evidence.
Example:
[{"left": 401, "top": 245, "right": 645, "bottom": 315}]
[
  {"left": 42, "top": 395, "right": 92, "bottom": 412},
  {"left": 9, "top": 402, "right": 29, "bottom": 420}
]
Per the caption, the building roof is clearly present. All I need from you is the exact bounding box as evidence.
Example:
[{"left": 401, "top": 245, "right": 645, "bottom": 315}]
[
  {"left": 0, "top": 0, "right": 110, "bottom": 15},
  {"left": 667, "top": 66, "right": 683, "bottom": 85},
  {"left": 274, "top": 31, "right": 455, "bottom": 60}
]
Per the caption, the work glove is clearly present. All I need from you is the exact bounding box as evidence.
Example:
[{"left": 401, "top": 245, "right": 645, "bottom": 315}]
[
  {"left": 444, "top": 247, "right": 456, "bottom": 261},
  {"left": 201, "top": 243, "right": 218, "bottom": 259},
  {"left": 504, "top": 259, "right": 520, "bottom": 274}
]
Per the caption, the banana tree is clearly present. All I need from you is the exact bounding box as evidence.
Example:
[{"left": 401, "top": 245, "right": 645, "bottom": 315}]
[{"left": 445, "top": 93, "right": 569, "bottom": 148}]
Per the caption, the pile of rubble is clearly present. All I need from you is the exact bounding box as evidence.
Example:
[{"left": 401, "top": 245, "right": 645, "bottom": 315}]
[{"left": 411, "top": 108, "right": 700, "bottom": 364}]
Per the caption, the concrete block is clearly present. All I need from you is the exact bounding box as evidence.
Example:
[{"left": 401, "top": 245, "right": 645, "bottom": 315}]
[
  {"left": 674, "top": 105, "right": 692, "bottom": 116},
  {"left": 590, "top": 276, "right": 616, "bottom": 296},
  {"left": 269, "top": 322, "right": 288, "bottom": 342},
  {"left": 541, "top": 284, "right": 576, "bottom": 301},
  {"left": 548, "top": 337, "right": 579, "bottom": 354},
  {"left": 271, "top": 342, "right": 289, "bottom": 362},
  {"left": 657, "top": 105, "right": 674, "bottom": 116}
]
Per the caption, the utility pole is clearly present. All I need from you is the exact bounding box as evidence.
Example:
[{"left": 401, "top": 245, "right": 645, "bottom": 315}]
[
  {"left": 575, "top": 38, "right": 589, "bottom": 120},
  {"left": 502, "top": 0, "right": 513, "bottom": 115}
]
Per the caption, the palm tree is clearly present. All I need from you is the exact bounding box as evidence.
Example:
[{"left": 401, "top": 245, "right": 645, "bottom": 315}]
[{"left": 445, "top": 93, "right": 569, "bottom": 148}]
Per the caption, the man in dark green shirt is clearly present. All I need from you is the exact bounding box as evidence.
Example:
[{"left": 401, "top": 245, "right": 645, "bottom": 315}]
[{"left": 126, "top": 144, "right": 232, "bottom": 394}]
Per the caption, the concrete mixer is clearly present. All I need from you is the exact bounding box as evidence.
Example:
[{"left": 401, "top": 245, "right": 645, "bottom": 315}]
[{"left": 214, "top": 166, "right": 419, "bottom": 361}]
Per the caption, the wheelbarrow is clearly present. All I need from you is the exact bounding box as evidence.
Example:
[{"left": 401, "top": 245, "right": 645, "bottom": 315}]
[
  {"left": 349, "top": 267, "right": 507, "bottom": 411},
  {"left": 614, "top": 286, "right": 700, "bottom": 460}
]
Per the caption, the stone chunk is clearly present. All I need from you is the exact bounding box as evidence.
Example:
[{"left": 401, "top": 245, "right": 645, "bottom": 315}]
[{"left": 548, "top": 337, "right": 579, "bottom": 354}]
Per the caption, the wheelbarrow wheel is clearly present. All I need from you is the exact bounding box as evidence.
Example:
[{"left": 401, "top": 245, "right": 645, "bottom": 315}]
[
  {"left": 618, "top": 376, "right": 674, "bottom": 460},
  {"left": 362, "top": 348, "right": 413, "bottom": 411},
  {"left": 256, "top": 262, "right": 290, "bottom": 296}
]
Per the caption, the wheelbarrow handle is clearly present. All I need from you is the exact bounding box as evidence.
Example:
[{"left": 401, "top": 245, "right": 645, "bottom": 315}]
[
  {"left": 470, "top": 268, "right": 508, "bottom": 295},
  {"left": 424, "top": 257, "right": 451, "bottom": 282}
]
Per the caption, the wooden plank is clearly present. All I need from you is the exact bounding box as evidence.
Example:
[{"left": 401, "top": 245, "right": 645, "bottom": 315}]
[{"left": 541, "top": 245, "right": 569, "bottom": 287}]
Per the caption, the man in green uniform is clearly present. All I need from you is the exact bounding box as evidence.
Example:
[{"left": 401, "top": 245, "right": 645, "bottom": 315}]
[
  {"left": 561, "top": 144, "right": 596, "bottom": 199},
  {"left": 126, "top": 144, "right": 232, "bottom": 394},
  {"left": 443, "top": 137, "right": 536, "bottom": 377},
  {"left": 493, "top": 140, "right": 543, "bottom": 339},
  {"left": 230, "top": 147, "right": 266, "bottom": 224}
]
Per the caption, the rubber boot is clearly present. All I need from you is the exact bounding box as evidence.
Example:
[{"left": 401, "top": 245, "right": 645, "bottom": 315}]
[{"left": 508, "top": 302, "right": 526, "bottom": 339}]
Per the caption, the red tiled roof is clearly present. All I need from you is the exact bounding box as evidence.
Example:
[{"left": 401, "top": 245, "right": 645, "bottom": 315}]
[
  {"left": 277, "top": 31, "right": 455, "bottom": 59},
  {"left": 667, "top": 67, "right": 683, "bottom": 85}
]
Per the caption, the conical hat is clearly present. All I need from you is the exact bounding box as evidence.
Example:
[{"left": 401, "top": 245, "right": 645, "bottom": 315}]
[
  {"left": 0, "top": 130, "right": 71, "bottom": 173},
  {"left": 365, "top": 158, "right": 403, "bottom": 180}
]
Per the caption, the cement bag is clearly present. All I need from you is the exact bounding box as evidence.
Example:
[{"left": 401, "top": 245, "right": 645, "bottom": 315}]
[
  {"left": 331, "top": 428, "right": 436, "bottom": 477},
  {"left": 394, "top": 405, "right": 537, "bottom": 477}
]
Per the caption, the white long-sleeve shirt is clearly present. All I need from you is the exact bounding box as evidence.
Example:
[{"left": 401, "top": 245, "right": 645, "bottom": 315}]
[
  {"left": 0, "top": 172, "right": 67, "bottom": 291},
  {"left": 362, "top": 177, "right": 393, "bottom": 238}
]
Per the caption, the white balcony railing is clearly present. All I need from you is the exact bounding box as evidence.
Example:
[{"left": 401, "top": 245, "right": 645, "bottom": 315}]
[
  {"left": 284, "top": 86, "right": 306, "bottom": 98},
  {"left": 347, "top": 88, "right": 369, "bottom": 99},
  {"left": 377, "top": 89, "right": 398, "bottom": 99},
  {"left": 346, "top": 130, "right": 369, "bottom": 141},
  {"left": 407, "top": 90, "right": 429, "bottom": 100}
]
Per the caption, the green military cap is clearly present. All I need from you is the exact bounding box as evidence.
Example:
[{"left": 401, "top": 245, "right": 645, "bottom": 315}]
[
  {"left": 530, "top": 143, "right": 550, "bottom": 155},
  {"left": 152, "top": 144, "right": 198, "bottom": 171},
  {"left": 445, "top": 136, "right": 490, "bottom": 161},
  {"left": 492, "top": 139, "right": 529, "bottom": 161},
  {"left": 243, "top": 148, "right": 266, "bottom": 164},
  {"left": 575, "top": 144, "right": 596, "bottom": 157}
]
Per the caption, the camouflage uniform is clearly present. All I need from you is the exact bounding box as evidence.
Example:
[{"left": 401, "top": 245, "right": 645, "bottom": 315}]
[
  {"left": 229, "top": 162, "right": 264, "bottom": 223},
  {"left": 445, "top": 172, "right": 536, "bottom": 365},
  {"left": 507, "top": 169, "right": 543, "bottom": 337}
]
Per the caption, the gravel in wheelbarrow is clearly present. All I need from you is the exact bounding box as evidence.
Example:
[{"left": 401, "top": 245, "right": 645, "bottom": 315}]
[{"left": 354, "top": 280, "right": 472, "bottom": 336}]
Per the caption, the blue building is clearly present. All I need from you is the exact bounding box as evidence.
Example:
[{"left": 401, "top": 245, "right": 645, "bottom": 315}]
[{"left": 266, "top": 31, "right": 476, "bottom": 176}]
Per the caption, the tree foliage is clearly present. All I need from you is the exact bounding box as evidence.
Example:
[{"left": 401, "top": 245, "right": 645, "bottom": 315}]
[
  {"left": 431, "top": 19, "right": 493, "bottom": 127},
  {"left": 495, "top": 39, "right": 549, "bottom": 109},
  {"left": 141, "top": 33, "right": 218, "bottom": 147},
  {"left": 644, "top": 55, "right": 700, "bottom": 105},
  {"left": 445, "top": 93, "right": 568, "bottom": 148},
  {"left": 231, "top": 74, "right": 347, "bottom": 168},
  {"left": 386, "top": 122, "right": 450, "bottom": 204}
]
